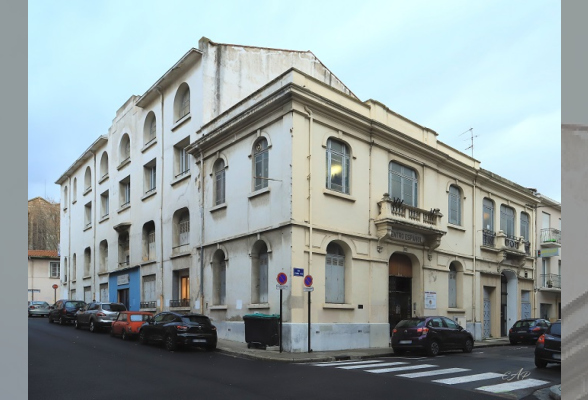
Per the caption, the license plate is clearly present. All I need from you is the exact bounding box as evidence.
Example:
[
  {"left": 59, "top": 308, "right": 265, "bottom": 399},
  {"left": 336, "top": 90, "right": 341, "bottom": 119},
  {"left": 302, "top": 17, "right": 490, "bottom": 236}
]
[
  {"left": 517, "top": 331, "right": 526, "bottom": 334},
  {"left": 553, "top": 353, "right": 560, "bottom": 360},
  {"left": 192, "top": 339, "right": 206, "bottom": 343},
  {"left": 399, "top": 340, "right": 412, "bottom": 344}
]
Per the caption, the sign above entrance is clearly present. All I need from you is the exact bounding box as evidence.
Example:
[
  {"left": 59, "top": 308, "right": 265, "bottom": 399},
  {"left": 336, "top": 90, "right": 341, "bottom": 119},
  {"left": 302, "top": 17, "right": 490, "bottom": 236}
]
[
  {"left": 388, "top": 230, "right": 424, "bottom": 244},
  {"left": 117, "top": 274, "right": 129, "bottom": 285},
  {"left": 538, "top": 248, "right": 559, "bottom": 258}
]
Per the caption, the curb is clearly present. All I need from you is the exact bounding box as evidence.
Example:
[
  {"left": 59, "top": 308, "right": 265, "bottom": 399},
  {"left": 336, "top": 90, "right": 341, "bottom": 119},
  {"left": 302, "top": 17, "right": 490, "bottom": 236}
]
[{"left": 548, "top": 385, "right": 561, "bottom": 400}]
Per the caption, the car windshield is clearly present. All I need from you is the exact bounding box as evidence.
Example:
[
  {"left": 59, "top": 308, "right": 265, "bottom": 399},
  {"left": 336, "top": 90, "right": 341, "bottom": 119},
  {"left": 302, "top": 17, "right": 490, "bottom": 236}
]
[
  {"left": 515, "top": 320, "right": 534, "bottom": 328},
  {"left": 181, "top": 316, "right": 211, "bottom": 325},
  {"left": 102, "top": 304, "right": 126, "bottom": 312},
  {"left": 549, "top": 323, "right": 561, "bottom": 336},
  {"left": 130, "top": 314, "right": 152, "bottom": 322},
  {"left": 65, "top": 301, "right": 85, "bottom": 308},
  {"left": 395, "top": 319, "right": 425, "bottom": 328}
]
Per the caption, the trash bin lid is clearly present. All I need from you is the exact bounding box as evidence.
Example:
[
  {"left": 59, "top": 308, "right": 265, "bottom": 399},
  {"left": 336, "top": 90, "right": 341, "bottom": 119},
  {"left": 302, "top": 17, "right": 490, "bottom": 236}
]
[{"left": 243, "top": 313, "right": 280, "bottom": 319}]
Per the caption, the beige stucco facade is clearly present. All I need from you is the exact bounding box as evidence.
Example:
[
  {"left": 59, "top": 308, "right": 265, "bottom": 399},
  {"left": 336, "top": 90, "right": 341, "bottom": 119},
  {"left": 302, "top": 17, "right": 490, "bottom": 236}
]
[
  {"left": 56, "top": 38, "right": 557, "bottom": 351},
  {"left": 28, "top": 251, "right": 60, "bottom": 304}
]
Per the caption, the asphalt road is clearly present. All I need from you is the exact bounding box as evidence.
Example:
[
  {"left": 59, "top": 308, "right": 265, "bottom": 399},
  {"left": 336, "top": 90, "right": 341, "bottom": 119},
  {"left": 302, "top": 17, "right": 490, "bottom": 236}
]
[{"left": 29, "top": 318, "right": 560, "bottom": 400}]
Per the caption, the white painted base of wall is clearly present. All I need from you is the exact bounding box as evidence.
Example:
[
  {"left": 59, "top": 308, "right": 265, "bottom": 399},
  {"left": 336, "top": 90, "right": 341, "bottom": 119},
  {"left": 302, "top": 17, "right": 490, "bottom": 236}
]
[
  {"left": 468, "top": 322, "right": 483, "bottom": 341},
  {"left": 214, "top": 321, "right": 390, "bottom": 352}
]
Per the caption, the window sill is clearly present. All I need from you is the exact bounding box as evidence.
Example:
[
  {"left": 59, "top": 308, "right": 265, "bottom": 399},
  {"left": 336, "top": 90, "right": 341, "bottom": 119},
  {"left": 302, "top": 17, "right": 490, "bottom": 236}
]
[
  {"left": 140, "top": 259, "right": 157, "bottom": 266},
  {"left": 97, "top": 271, "right": 109, "bottom": 276},
  {"left": 142, "top": 190, "right": 157, "bottom": 201},
  {"left": 209, "top": 305, "right": 228, "bottom": 310},
  {"left": 99, "top": 215, "right": 109, "bottom": 224},
  {"left": 63, "top": 207, "right": 68, "bottom": 212},
  {"left": 248, "top": 186, "right": 270, "bottom": 199},
  {"left": 447, "top": 224, "right": 466, "bottom": 232},
  {"left": 171, "top": 113, "right": 191, "bottom": 131},
  {"left": 49, "top": 276, "right": 60, "bottom": 280},
  {"left": 323, "top": 188, "right": 356, "bottom": 202},
  {"left": 83, "top": 224, "right": 92, "bottom": 232},
  {"left": 170, "top": 251, "right": 191, "bottom": 260},
  {"left": 72, "top": 200, "right": 77, "bottom": 205},
  {"left": 210, "top": 203, "right": 227, "bottom": 213},
  {"left": 447, "top": 308, "right": 466, "bottom": 313},
  {"left": 118, "top": 203, "right": 131, "bottom": 213},
  {"left": 83, "top": 187, "right": 92, "bottom": 196},
  {"left": 98, "top": 174, "right": 109, "bottom": 184},
  {"left": 171, "top": 172, "right": 191, "bottom": 186},
  {"left": 323, "top": 303, "right": 355, "bottom": 310},
  {"left": 83, "top": 275, "right": 91, "bottom": 280},
  {"left": 248, "top": 303, "right": 270, "bottom": 309},
  {"left": 141, "top": 138, "right": 157, "bottom": 153},
  {"left": 71, "top": 280, "right": 76, "bottom": 284},
  {"left": 117, "top": 158, "right": 131, "bottom": 171}
]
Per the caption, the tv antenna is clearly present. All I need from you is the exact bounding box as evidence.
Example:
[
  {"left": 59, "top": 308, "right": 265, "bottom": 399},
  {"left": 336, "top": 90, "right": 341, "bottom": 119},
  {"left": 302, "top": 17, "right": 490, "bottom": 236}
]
[{"left": 459, "top": 128, "right": 478, "bottom": 159}]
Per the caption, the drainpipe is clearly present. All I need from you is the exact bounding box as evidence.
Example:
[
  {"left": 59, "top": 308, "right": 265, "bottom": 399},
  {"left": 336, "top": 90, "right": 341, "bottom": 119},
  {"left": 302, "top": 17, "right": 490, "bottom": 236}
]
[
  {"left": 304, "top": 107, "right": 313, "bottom": 276},
  {"left": 156, "top": 87, "right": 165, "bottom": 312},
  {"left": 68, "top": 176, "right": 72, "bottom": 299},
  {"left": 199, "top": 148, "right": 205, "bottom": 315},
  {"left": 90, "top": 151, "right": 98, "bottom": 300},
  {"left": 472, "top": 172, "right": 478, "bottom": 332}
]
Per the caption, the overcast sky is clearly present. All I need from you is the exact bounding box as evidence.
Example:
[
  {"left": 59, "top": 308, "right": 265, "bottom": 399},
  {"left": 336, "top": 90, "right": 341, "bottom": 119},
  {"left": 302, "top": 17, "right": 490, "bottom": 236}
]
[{"left": 28, "top": 0, "right": 561, "bottom": 203}]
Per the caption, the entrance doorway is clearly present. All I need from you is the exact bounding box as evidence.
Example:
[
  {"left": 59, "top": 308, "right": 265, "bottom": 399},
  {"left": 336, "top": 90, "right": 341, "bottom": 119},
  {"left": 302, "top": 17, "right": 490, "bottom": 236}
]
[
  {"left": 118, "top": 288, "right": 129, "bottom": 309},
  {"left": 388, "top": 253, "right": 412, "bottom": 334}
]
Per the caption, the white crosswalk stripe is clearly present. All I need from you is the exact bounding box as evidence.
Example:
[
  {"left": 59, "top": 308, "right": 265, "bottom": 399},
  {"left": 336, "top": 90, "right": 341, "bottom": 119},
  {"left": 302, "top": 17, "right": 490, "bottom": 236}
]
[
  {"left": 396, "top": 368, "right": 471, "bottom": 378},
  {"left": 337, "top": 362, "right": 408, "bottom": 370},
  {"left": 432, "top": 372, "right": 504, "bottom": 384},
  {"left": 311, "top": 360, "right": 385, "bottom": 367},
  {"left": 366, "top": 364, "right": 438, "bottom": 374},
  {"left": 476, "top": 379, "right": 550, "bottom": 393}
]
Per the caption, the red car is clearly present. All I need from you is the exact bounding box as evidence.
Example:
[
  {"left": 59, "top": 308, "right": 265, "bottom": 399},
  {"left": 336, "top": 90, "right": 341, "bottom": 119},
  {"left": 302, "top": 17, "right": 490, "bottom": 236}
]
[{"left": 110, "top": 311, "right": 153, "bottom": 340}]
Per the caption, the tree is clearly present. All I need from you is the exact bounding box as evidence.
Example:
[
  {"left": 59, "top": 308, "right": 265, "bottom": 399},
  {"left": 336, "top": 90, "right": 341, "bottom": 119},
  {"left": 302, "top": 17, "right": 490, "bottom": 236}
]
[{"left": 28, "top": 197, "right": 60, "bottom": 251}]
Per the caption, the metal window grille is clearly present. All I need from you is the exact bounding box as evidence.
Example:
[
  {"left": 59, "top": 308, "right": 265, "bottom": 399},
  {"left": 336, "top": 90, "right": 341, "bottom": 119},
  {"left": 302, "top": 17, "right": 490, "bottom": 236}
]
[{"left": 179, "top": 217, "right": 190, "bottom": 246}]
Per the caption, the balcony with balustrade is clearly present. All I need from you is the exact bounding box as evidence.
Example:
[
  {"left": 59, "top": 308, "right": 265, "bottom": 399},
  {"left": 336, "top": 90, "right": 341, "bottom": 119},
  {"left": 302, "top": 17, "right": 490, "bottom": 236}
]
[
  {"left": 539, "top": 273, "right": 561, "bottom": 291},
  {"left": 540, "top": 228, "right": 561, "bottom": 248}
]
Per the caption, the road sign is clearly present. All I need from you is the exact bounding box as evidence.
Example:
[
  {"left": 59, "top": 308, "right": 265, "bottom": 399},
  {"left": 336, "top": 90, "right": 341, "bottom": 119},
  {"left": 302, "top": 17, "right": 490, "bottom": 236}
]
[
  {"left": 277, "top": 272, "right": 288, "bottom": 285},
  {"left": 52, "top": 284, "right": 59, "bottom": 289},
  {"left": 304, "top": 275, "right": 313, "bottom": 287},
  {"left": 294, "top": 268, "right": 304, "bottom": 277},
  {"left": 28, "top": 289, "right": 40, "bottom": 293},
  {"left": 303, "top": 287, "right": 314, "bottom": 292},
  {"left": 276, "top": 284, "right": 290, "bottom": 290}
]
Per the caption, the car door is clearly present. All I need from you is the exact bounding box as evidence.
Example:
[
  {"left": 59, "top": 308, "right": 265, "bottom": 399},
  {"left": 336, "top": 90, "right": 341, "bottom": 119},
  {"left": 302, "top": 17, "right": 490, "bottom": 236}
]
[
  {"left": 77, "top": 303, "right": 91, "bottom": 325},
  {"left": 426, "top": 317, "right": 447, "bottom": 346},
  {"left": 441, "top": 317, "right": 463, "bottom": 348},
  {"left": 113, "top": 312, "right": 127, "bottom": 335},
  {"left": 146, "top": 313, "right": 167, "bottom": 341},
  {"left": 50, "top": 301, "right": 60, "bottom": 320}
]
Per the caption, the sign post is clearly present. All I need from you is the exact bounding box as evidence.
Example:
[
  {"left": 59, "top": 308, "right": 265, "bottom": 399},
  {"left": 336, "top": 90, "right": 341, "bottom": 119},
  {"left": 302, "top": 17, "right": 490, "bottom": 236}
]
[
  {"left": 303, "top": 275, "right": 313, "bottom": 353},
  {"left": 52, "top": 284, "right": 58, "bottom": 303},
  {"left": 276, "top": 272, "right": 288, "bottom": 353}
]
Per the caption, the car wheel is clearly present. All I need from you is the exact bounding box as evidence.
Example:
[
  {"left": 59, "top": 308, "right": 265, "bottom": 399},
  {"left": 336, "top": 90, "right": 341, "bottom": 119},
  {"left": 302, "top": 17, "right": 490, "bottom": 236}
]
[
  {"left": 463, "top": 339, "right": 473, "bottom": 353},
  {"left": 393, "top": 348, "right": 406, "bottom": 356},
  {"left": 164, "top": 335, "right": 177, "bottom": 352},
  {"left": 535, "top": 357, "right": 548, "bottom": 369},
  {"left": 139, "top": 330, "right": 148, "bottom": 345},
  {"left": 122, "top": 330, "right": 128, "bottom": 341},
  {"left": 59, "top": 316, "right": 66, "bottom": 326},
  {"left": 110, "top": 328, "right": 116, "bottom": 337},
  {"left": 509, "top": 338, "right": 517, "bottom": 345},
  {"left": 89, "top": 320, "right": 98, "bottom": 333},
  {"left": 48, "top": 315, "right": 54, "bottom": 324},
  {"left": 74, "top": 319, "right": 80, "bottom": 330},
  {"left": 206, "top": 343, "right": 217, "bottom": 352},
  {"left": 426, "top": 340, "right": 440, "bottom": 357}
]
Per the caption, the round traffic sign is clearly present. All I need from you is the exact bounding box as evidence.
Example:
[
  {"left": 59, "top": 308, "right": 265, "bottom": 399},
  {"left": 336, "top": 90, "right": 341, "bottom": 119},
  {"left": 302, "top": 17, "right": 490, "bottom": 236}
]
[
  {"left": 52, "top": 284, "right": 58, "bottom": 289},
  {"left": 277, "top": 272, "right": 288, "bottom": 285},
  {"left": 304, "top": 275, "right": 313, "bottom": 287}
]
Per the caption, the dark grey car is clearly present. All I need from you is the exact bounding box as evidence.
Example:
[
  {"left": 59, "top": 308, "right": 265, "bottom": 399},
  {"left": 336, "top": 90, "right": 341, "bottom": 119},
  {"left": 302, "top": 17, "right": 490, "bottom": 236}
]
[{"left": 75, "top": 302, "right": 127, "bottom": 332}]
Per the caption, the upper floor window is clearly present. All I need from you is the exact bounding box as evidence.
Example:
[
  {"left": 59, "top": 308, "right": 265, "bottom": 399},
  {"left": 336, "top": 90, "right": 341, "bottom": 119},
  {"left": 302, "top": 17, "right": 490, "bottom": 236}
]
[
  {"left": 174, "top": 83, "right": 191, "bottom": 122},
  {"left": 119, "top": 134, "right": 131, "bottom": 165},
  {"left": 84, "top": 202, "right": 92, "bottom": 228},
  {"left": 119, "top": 176, "right": 131, "bottom": 208},
  {"left": 214, "top": 159, "right": 226, "bottom": 205},
  {"left": 63, "top": 186, "right": 68, "bottom": 210},
  {"left": 172, "top": 208, "right": 190, "bottom": 253},
  {"left": 142, "top": 221, "right": 156, "bottom": 261},
  {"left": 542, "top": 212, "right": 551, "bottom": 229},
  {"left": 100, "top": 190, "right": 109, "bottom": 218},
  {"left": 84, "top": 167, "right": 92, "bottom": 192},
  {"left": 448, "top": 185, "right": 461, "bottom": 225},
  {"left": 325, "top": 242, "right": 345, "bottom": 304},
  {"left": 520, "top": 212, "right": 530, "bottom": 241},
  {"left": 482, "top": 198, "right": 494, "bottom": 231},
  {"left": 100, "top": 152, "right": 109, "bottom": 180},
  {"left": 173, "top": 137, "right": 190, "bottom": 179},
  {"left": 500, "top": 205, "right": 515, "bottom": 237},
  {"left": 326, "top": 138, "right": 350, "bottom": 194},
  {"left": 389, "top": 161, "right": 417, "bottom": 207},
  {"left": 50, "top": 262, "right": 60, "bottom": 278},
  {"left": 253, "top": 138, "right": 269, "bottom": 191},
  {"left": 73, "top": 178, "right": 77, "bottom": 202},
  {"left": 144, "top": 112, "right": 157, "bottom": 146},
  {"left": 143, "top": 159, "right": 156, "bottom": 194},
  {"left": 99, "top": 240, "right": 108, "bottom": 273}
]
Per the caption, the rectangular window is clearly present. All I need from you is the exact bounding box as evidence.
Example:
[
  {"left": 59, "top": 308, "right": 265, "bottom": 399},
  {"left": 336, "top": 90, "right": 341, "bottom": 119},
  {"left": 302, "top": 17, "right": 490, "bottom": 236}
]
[
  {"left": 483, "top": 198, "right": 494, "bottom": 231},
  {"left": 50, "top": 262, "right": 60, "bottom": 278},
  {"left": 215, "top": 169, "right": 225, "bottom": 205},
  {"left": 142, "top": 275, "right": 156, "bottom": 304},
  {"left": 100, "top": 191, "right": 109, "bottom": 218},
  {"left": 119, "top": 177, "right": 130, "bottom": 207},
  {"left": 448, "top": 186, "right": 461, "bottom": 225},
  {"left": 259, "top": 253, "right": 268, "bottom": 303},
  {"left": 99, "top": 283, "right": 108, "bottom": 302},
  {"left": 520, "top": 213, "right": 529, "bottom": 241},
  {"left": 180, "top": 276, "right": 190, "bottom": 300},
  {"left": 542, "top": 258, "right": 549, "bottom": 286},
  {"left": 174, "top": 138, "right": 191, "bottom": 179},
  {"left": 542, "top": 212, "right": 550, "bottom": 229},
  {"left": 143, "top": 159, "right": 156, "bottom": 194},
  {"left": 84, "top": 202, "right": 92, "bottom": 228},
  {"left": 389, "top": 162, "right": 417, "bottom": 207},
  {"left": 500, "top": 205, "right": 515, "bottom": 237}
]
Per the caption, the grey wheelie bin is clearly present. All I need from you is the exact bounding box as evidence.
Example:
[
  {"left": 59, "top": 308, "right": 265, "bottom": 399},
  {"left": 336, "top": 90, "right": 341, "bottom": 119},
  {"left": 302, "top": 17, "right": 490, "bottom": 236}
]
[{"left": 243, "top": 313, "right": 280, "bottom": 349}]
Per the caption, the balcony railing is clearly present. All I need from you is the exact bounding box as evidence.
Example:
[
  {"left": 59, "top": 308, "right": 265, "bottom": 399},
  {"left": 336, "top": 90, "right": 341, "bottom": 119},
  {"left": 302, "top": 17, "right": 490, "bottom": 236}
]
[
  {"left": 170, "top": 298, "right": 190, "bottom": 308},
  {"left": 504, "top": 234, "right": 520, "bottom": 250},
  {"left": 482, "top": 230, "right": 496, "bottom": 247},
  {"left": 541, "top": 228, "right": 561, "bottom": 245},
  {"left": 524, "top": 241, "right": 531, "bottom": 255},
  {"left": 540, "top": 273, "right": 561, "bottom": 289},
  {"left": 140, "top": 301, "right": 156, "bottom": 308},
  {"left": 376, "top": 194, "right": 442, "bottom": 226}
]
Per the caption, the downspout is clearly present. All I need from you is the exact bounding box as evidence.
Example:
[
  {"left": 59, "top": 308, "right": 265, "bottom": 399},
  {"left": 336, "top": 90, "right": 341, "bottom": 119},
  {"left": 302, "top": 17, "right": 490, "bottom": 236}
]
[
  {"left": 68, "top": 176, "right": 72, "bottom": 299},
  {"left": 532, "top": 205, "right": 537, "bottom": 319},
  {"left": 199, "top": 148, "right": 205, "bottom": 314},
  {"left": 304, "top": 107, "right": 313, "bottom": 276},
  {"left": 472, "top": 172, "right": 478, "bottom": 332},
  {"left": 91, "top": 151, "right": 97, "bottom": 300},
  {"left": 156, "top": 87, "right": 165, "bottom": 312}
]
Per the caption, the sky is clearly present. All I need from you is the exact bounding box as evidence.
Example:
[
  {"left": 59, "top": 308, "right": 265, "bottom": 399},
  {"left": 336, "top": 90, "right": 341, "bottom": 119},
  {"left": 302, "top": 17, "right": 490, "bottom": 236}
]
[{"left": 28, "top": 0, "right": 561, "bottom": 203}]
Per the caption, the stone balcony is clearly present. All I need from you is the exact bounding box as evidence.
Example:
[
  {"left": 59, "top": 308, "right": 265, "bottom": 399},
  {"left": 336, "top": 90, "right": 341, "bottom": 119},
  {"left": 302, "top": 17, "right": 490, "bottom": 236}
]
[
  {"left": 481, "top": 230, "right": 530, "bottom": 267},
  {"left": 374, "top": 194, "right": 446, "bottom": 259}
]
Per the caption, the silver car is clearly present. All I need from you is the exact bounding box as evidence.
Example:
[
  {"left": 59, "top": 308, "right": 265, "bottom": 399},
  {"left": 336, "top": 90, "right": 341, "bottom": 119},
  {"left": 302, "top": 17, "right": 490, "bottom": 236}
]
[
  {"left": 75, "top": 302, "right": 127, "bottom": 333},
  {"left": 28, "top": 301, "right": 50, "bottom": 317}
]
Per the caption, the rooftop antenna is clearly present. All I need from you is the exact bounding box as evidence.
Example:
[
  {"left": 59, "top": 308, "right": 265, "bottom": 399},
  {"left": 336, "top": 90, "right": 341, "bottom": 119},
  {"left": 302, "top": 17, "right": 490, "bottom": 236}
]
[{"left": 459, "top": 128, "right": 478, "bottom": 159}]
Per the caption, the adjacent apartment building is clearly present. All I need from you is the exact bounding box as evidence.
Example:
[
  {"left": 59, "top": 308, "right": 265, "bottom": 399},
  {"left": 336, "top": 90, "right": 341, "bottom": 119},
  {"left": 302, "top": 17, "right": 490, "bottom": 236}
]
[
  {"left": 28, "top": 250, "right": 60, "bottom": 304},
  {"left": 56, "top": 37, "right": 556, "bottom": 352}
]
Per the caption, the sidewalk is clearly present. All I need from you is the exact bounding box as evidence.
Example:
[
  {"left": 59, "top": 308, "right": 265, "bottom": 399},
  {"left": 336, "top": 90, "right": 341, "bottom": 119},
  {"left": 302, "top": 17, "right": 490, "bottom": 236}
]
[{"left": 216, "top": 336, "right": 512, "bottom": 363}]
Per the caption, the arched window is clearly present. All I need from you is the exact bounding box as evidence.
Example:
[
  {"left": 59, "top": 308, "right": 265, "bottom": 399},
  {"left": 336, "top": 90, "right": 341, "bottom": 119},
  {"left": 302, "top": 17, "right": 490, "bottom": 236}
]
[
  {"left": 73, "top": 178, "right": 77, "bottom": 202},
  {"left": 213, "top": 250, "right": 226, "bottom": 305},
  {"left": 251, "top": 241, "right": 269, "bottom": 304},
  {"left": 84, "top": 167, "right": 92, "bottom": 192},
  {"left": 448, "top": 264, "right": 457, "bottom": 308},
  {"left": 325, "top": 242, "right": 345, "bottom": 303},
  {"left": 99, "top": 240, "right": 108, "bottom": 273},
  {"left": 448, "top": 185, "right": 461, "bottom": 225},
  {"left": 500, "top": 205, "right": 515, "bottom": 237},
  {"left": 174, "top": 83, "right": 191, "bottom": 122},
  {"left": 119, "top": 134, "right": 131, "bottom": 164},
  {"left": 483, "top": 198, "right": 494, "bottom": 231},
  {"left": 142, "top": 221, "right": 156, "bottom": 261},
  {"left": 214, "top": 159, "right": 226, "bottom": 205},
  {"left": 72, "top": 253, "right": 77, "bottom": 281},
  {"left": 520, "top": 212, "right": 530, "bottom": 241},
  {"left": 144, "top": 112, "right": 157, "bottom": 145},
  {"left": 326, "top": 138, "right": 350, "bottom": 194},
  {"left": 100, "top": 152, "right": 109, "bottom": 180},
  {"left": 84, "top": 247, "right": 91, "bottom": 277},
  {"left": 389, "top": 161, "right": 417, "bottom": 207},
  {"left": 63, "top": 186, "right": 68, "bottom": 210},
  {"left": 253, "top": 138, "right": 269, "bottom": 191}
]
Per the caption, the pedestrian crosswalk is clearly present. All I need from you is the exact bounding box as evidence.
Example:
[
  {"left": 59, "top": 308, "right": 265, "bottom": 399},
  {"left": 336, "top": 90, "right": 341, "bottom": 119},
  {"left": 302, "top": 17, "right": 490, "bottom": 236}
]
[{"left": 303, "top": 359, "right": 552, "bottom": 396}]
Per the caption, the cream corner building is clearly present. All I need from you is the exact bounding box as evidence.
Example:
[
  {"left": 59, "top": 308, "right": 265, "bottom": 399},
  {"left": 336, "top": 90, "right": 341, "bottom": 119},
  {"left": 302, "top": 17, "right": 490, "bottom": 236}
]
[{"left": 56, "top": 37, "right": 558, "bottom": 352}]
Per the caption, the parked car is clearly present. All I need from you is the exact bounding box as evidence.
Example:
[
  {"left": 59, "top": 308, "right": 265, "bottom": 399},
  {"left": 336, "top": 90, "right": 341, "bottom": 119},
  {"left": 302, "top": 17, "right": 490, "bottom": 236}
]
[
  {"left": 48, "top": 300, "right": 87, "bottom": 325},
  {"left": 509, "top": 318, "right": 551, "bottom": 344},
  {"left": 138, "top": 312, "right": 217, "bottom": 352},
  {"left": 535, "top": 319, "right": 561, "bottom": 368},
  {"left": 391, "top": 316, "right": 474, "bottom": 357},
  {"left": 75, "top": 302, "right": 127, "bottom": 333},
  {"left": 111, "top": 311, "right": 153, "bottom": 340},
  {"left": 28, "top": 301, "right": 51, "bottom": 317}
]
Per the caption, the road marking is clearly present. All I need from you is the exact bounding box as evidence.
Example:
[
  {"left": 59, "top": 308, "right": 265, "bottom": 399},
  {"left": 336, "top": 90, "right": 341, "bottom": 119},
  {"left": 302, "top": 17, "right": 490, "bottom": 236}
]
[
  {"left": 312, "top": 360, "right": 385, "bottom": 367},
  {"left": 366, "top": 364, "right": 438, "bottom": 374},
  {"left": 397, "top": 368, "right": 471, "bottom": 378},
  {"left": 476, "top": 379, "right": 550, "bottom": 393},
  {"left": 433, "top": 372, "right": 504, "bottom": 384},
  {"left": 337, "top": 362, "right": 408, "bottom": 370}
]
